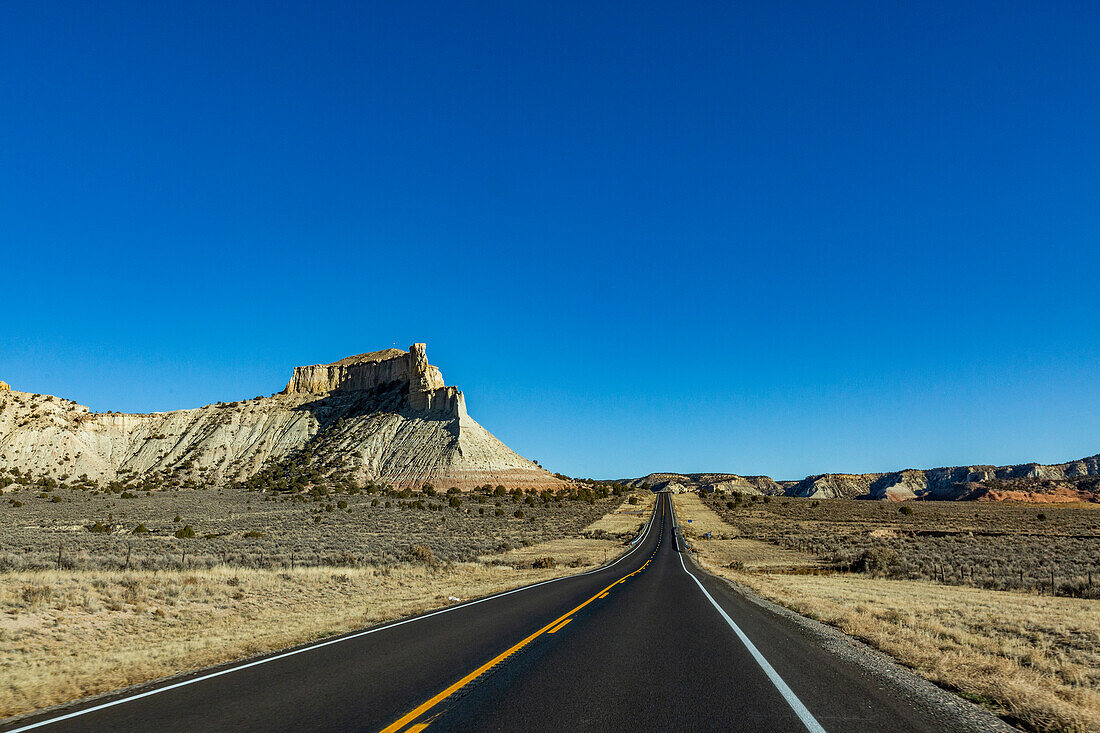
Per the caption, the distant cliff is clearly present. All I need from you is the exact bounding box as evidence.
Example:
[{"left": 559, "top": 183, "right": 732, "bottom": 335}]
[
  {"left": 0, "top": 344, "right": 560, "bottom": 490},
  {"left": 785, "top": 456, "right": 1100, "bottom": 501},
  {"left": 625, "top": 456, "right": 1100, "bottom": 503}
]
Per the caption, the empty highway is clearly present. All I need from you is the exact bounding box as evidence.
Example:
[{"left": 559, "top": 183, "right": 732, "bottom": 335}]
[{"left": 4, "top": 493, "right": 1005, "bottom": 732}]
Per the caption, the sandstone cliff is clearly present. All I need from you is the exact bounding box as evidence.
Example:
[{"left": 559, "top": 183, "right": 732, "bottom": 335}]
[
  {"left": 624, "top": 456, "right": 1100, "bottom": 503},
  {"left": 0, "top": 344, "right": 560, "bottom": 490},
  {"left": 786, "top": 456, "right": 1100, "bottom": 500},
  {"left": 624, "top": 472, "right": 786, "bottom": 496}
]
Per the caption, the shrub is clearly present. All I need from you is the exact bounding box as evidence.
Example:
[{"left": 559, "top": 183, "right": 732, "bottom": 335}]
[
  {"left": 22, "top": 585, "right": 52, "bottom": 605},
  {"left": 132, "top": 523, "right": 149, "bottom": 534},
  {"left": 850, "top": 547, "right": 897, "bottom": 574},
  {"left": 87, "top": 521, "right": 111, "bottom": 533},
  {"left": 532, "top": 556, "right": 557, "bottom": 569},
  {"left": 409, "top": 544, "right": 434, "bottom": 565},
  {"left": 243, "top": 530, "right": 264, "bottom": 538},
  {"left": 628, "top": 496, "right": 640, "bottom": 505},
  {"left": 899, "top": 505, "right": 914, "bottom": 516},
  {"left": 1037, "top": 513, "right": 1047, "bottom": 521},
  {"left": 174, "top": 524, "right": 196, "bottom": 539},
  {"left": 513, "top": 509, "right": 525, "bottom": 519}
]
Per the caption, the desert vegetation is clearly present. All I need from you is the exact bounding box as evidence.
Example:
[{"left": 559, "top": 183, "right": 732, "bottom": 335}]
[
  {"left": 0, "top": 465, "right": 645, "bottom": 721},
  {"left": 0, "top": 465, "right": 632, "bottom": 572},
  {"left": 701, "top": 492, "right": 1100, "bottom": 597},
  {"left": 676, "top": 492, "right": 1100, "bottom": 732}
]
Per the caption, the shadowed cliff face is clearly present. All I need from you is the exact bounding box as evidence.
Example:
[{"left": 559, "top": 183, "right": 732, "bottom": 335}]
[
  {"left": 282, "top": 343, "right": 464, "bottom": 418},
  {"left": 0, "top": 345, "right": 562, "bottom": 490}
]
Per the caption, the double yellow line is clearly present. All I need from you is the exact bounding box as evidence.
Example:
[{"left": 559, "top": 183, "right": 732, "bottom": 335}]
[{"left": 381, "top": 505, "right": 664, "bottom": 733}]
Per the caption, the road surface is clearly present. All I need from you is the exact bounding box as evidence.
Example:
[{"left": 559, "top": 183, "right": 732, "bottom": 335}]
[{"left": 4, "top": 493, "right": 998, "bottom": 732}]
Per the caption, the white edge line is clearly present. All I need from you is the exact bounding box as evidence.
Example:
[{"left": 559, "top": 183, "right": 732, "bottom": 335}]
[
  {"left": 668, "top": 495, "right": 826, "bottom": 733},
  {"left": 6, "top": 498, "right": 660, "bottom": 732}
]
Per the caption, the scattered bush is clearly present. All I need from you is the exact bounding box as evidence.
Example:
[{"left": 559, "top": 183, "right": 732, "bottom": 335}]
[
  {"left": 409, "top": 544, "right": 434, "bottom": 565},
  {"left": 174, "top": 524, "right": 196, "bottom": 539}
]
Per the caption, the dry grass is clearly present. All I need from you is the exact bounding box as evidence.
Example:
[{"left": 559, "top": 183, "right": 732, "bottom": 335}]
[
  {"left": 704, "top": 494, "right": 1100, "bottom": 597},
  {"left": 697, "top": 537, "right": 823, "bottom": 570},
  {"left": 671, "top": 491, "right": 736, "bottom": 538},
  {"left": 481, "top": 538, "right": 622, "bottom": 568},
  {"left": 584, "top": 492, "right": 654, "bottom": 535},
  {"left": 0, "top": 494, "right": 646, "bottom": 721},
  {"left": 676, "top": 493, "right": 1100, "bottom": 732},
  {"left": 0, "top": 558, "right": 613, "bottom": 720}
]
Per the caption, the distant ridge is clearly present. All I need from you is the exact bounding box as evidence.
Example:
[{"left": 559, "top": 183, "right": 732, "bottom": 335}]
[{"left": 624, "top": 455, "right": 1100, "bottom": 503}]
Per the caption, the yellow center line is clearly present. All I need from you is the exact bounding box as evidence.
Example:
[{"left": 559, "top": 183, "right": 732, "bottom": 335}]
[
  {"left": 379, "top": 518, "right": 663, "bottom": 733},
  {"left": 546, "top": 618, "right": 572, "bottom": 634}
]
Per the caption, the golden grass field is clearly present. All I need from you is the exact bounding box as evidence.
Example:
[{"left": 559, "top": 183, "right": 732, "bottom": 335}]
[
  {"left": 583, "top": 493, "right": 655, "bottom": 535},
  {"left": 674, "top": 493, "right": 1100, "bottom": 733},
  {"left": 0, "top": 500, "right": 639, "bottom": 721}
]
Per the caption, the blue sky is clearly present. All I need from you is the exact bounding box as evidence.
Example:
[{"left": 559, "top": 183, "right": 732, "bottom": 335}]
[{"left": 3, "top": 1, "right": 1099, "bottom": 479}]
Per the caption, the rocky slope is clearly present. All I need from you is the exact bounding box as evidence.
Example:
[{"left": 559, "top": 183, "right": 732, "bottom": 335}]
[
  {"left": 624, "top": 473, "right": 788, "bottom": 496},
  {"left": 0, "top": 344, "right": 560, "bottom": 490},
  {"left": 624, "top": 456, "right": 1100, "bottom": 503}
]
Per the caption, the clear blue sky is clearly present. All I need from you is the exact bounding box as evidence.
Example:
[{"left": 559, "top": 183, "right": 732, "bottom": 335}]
[{"left": 3, "top": 1, "right": 1098, "bottom": 480}]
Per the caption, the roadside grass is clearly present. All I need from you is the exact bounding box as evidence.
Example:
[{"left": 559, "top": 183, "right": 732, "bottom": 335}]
[
  {"left": 674, "top": 493, "right": 1100, "bottom": 733},
  {"left": 583, "top": 492, "right": 654, "bottom": 535},
  {"left": 695, "top": 537, "right": 823, "bottom": 570},
  {"left": 482, "top": 538, "right": 622, "bottom": 569},
  {"left": 669, "top": 491, "right": 735, "bottom": 538},
  {"left": 0, "top": 494, "right": 648, "bottom": 721},
  {"left": 0, "top": 560, "right": 609, "bottom": 720}
]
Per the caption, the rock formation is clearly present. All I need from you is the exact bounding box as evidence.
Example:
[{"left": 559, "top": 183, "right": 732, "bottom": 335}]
[
  {"left": 624, "top": 457, "right": 1100, "bottom": 503},
  {"left": 625, "top": 473, "right": 786, "bottom": 496},
  {"left": 283, "top": 344, "right": 466, "bottom": 417},
  {"left": 0, "top": 344, "right": 561, "bottom": 490},
  {"left": 0, "top": 381, "right": 9, "bottom": 392}
]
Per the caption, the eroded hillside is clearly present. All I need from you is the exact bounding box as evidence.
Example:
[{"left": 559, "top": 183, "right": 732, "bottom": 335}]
[{"left": 0, "top": 344, "right": 560, "bottom": 490}]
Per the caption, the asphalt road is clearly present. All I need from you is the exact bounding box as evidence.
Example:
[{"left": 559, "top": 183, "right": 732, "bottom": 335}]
[{"left": 4, "top": 493, "right": 999, "bottom": 732}]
